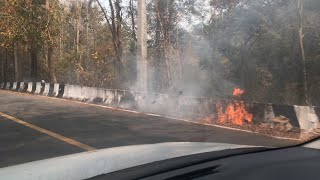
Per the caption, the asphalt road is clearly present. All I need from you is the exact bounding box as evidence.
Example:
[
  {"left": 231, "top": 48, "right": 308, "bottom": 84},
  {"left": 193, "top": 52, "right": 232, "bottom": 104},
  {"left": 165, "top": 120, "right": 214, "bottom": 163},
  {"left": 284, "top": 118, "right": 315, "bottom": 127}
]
[{"left": 0, "top": 90, "right": 300, "bottom": 168}]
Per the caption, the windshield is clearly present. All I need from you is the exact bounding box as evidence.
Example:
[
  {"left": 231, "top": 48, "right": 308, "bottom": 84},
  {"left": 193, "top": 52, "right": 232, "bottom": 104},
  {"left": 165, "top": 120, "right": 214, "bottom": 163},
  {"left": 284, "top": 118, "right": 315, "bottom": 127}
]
[{"left": 0, "top": 0, "right": 319, "bottom": 169}]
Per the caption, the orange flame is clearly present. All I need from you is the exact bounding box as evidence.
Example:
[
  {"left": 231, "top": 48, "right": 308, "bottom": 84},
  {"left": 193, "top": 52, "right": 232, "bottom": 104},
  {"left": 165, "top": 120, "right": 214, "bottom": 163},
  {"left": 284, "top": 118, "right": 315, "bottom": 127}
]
[
  {"left": 233, "top": 88, "right": 244, "bottom": 97},
  {"left": 216, "top": 88, "right": 253, "bottom": 126}
]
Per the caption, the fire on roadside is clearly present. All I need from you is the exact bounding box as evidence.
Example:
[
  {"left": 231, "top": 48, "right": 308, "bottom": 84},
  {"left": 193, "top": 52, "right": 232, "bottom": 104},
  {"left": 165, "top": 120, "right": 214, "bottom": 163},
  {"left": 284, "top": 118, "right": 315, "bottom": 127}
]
[{"left": 216, "top": 88, "right": 253, "bottom": 126}]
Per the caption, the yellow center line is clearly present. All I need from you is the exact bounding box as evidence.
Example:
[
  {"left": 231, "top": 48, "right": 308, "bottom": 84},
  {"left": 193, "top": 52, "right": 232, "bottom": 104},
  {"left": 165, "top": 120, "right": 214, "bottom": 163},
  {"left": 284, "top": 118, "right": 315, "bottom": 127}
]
[{"left": 0, "top": 112, "right": 96, "bottom": 151}]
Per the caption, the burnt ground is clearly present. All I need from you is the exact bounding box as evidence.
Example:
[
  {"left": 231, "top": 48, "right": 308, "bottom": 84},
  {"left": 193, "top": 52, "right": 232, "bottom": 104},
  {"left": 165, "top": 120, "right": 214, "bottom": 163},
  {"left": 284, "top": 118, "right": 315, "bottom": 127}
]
[
  {"left": 0, "top": 90, "right": 303, "bottom": 168},
  {"left": 200, "top": 116, "right": 319, "bottom": 141}
]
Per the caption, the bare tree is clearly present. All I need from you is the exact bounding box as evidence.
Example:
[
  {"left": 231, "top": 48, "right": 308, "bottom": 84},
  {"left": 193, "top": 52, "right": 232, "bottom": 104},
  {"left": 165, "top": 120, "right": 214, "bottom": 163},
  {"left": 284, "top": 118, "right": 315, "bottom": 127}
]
[
  {"left": 129, "top": 0, "right": 137, "bottom": 42},
  {"left": 45, "top": 0, "right": 57, "bottom": 83},
  {"left": 96, "top": 0, "right": 124, "bottom": 72},
  {"left": 153, "top": 0, "right": 182, "bottom": 90},
  {"left": 298, "top": 0, "right": 310, "bottom": 105}
]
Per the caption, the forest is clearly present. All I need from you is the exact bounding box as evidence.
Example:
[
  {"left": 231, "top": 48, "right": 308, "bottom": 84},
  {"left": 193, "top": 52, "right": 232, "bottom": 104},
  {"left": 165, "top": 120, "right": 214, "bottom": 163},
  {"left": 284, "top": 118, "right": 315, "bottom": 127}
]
[{"left": 0, "top": 0, "right": 319, "bottom": 106}]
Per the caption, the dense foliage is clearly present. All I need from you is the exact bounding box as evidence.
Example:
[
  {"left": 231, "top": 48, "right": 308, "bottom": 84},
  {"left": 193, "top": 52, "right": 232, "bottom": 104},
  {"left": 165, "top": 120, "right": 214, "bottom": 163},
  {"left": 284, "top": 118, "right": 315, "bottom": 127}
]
[{"left": 0, "top": 0, "right": 319, "bottom": 105}]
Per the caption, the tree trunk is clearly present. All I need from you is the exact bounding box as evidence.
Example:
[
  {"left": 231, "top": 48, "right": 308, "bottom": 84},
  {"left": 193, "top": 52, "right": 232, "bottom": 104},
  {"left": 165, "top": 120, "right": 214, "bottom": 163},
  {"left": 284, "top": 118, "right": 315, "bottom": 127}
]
[
  {"left": 176, "top": 20, "right": 182, "bottom": 80},
  {"left": 76, "top": 15, "right": 80, "bottom": 60},
  {"left": 0, "top": 48, "right": 4, "bottom": 82},
  {"left": 85, "top": 1, "right": 90, "bottom": 66},
  {"left": 155, "top": 0, "right": 161, "bottom": 91},
  {"left": 14, "top": 42, "right": 23, "bottom": 82},
  {"left": 298, "top": 0, "right": 310, "bottom": 105},
  {"left": 96, "top": 0, "right": 124, "bottom": 74},
  {"left": 45, "top": 0, "right": 57, "bottom": 83},
  {"left": 29, "top": 0, "right": 41, "bottom": 82},
  {"left": 115, "top": 0, "right": 123, "bottom": 72},
  {"left": 30, "top": 45, "right": 38, "bottom": 81},
  {"left": 4, "top": 48, "right": 8, "bottom": 82},
  {"left": 129, "top": 0, "right": 137, "bottom": 42},
  {"left": 48, "top": 46, "right": 57, "bottom": 83}
]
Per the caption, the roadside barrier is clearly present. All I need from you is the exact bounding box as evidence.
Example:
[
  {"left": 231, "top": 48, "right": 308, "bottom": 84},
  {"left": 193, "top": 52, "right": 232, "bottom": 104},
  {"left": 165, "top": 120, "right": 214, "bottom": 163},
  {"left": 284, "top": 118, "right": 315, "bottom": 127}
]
[
  {"left": 34, "top": 82, "right": 42, "bottom": 94},
  {"left": 42, "top": 83, "right": 50, "bottom": 96},
  {"left": 1, "top": 81, "right": 319, "bottom": 131}
]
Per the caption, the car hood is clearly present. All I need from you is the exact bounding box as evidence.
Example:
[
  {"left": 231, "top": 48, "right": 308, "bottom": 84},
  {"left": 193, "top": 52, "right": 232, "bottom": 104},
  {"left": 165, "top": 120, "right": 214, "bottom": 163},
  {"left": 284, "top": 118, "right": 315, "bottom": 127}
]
[{"left": 0, "top": 142, "right": 258, "bottom": 180}]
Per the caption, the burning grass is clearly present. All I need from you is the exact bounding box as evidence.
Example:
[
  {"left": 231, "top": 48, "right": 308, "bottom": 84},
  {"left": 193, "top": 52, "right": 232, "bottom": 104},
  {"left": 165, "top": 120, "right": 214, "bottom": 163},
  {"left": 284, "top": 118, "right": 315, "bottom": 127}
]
[
  {"left": 200, "top": 88, "right": 307, "bottom": 140},
  {"left": 216, "top": 88, "right": 253, "bottom": 126},
  {"left": 216, "top": 101, "right": 253, "bottom": 126}
]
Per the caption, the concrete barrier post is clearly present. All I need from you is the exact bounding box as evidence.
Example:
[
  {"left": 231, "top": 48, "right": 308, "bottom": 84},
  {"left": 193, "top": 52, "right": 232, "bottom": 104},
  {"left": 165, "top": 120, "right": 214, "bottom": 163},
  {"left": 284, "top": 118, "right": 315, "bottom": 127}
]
[
  {"left": 52, "top": 84, "right": 59, "bottom": 97},
  {"left": 63, "top": 84, "right": 74, "bottom": 99},
  {"left": 32, "top": 82, "right": 37, "bottom": 94},
  {"left": 8, "top": 82, "right": 13, "bottom": 90},
  {"left": 4, "top": 82, "right": 8, "bottom": 90},
  {"left": 39, "top": 82, "right": 45, "bottom": 95},
  {"left": 27, "top": 82, "right": 33, "bottom": 93},
  {"left": 80, "top": 86, "right": 87, "bottom": 101},
  {"left": 48, "top": 83, "right": 54, "bottom": 97},
  {"left": 16, "top": 82, "right": 21, "bottom": 91},
  {"left": 57, "top": 84, "right": 64, "bottom": 98},
  {"left": 272, "top": 104, "right": 300, "bottom": 128},
  {"left": 104, "top": 90, "right": 114, "bottom": 105},
  {"left": 21, "top": 82, "right": 28, "bottom": 92},
  {"left": 264, "top": 104, "right": 275, "bottom": 123},
  {"left": 12, "top": 82, "right": 17, "bottom": 91},
  {"left": 294, "top": 106, "right": 319, "bottom": 131},
  {"left": 63, "top": 84, "right": 73, "bottom": 99},
  {"left": 17, "top": 82, "right": 23, "bottom": 91},
  {"left": 35, "top": 82, "right": 42, "bottom": 94},
  {"left": 42, "top": 83, "right": 50, "bottom": 96},
  {"left": 95, "top": 88, "right": 105, "bottom": 103}
]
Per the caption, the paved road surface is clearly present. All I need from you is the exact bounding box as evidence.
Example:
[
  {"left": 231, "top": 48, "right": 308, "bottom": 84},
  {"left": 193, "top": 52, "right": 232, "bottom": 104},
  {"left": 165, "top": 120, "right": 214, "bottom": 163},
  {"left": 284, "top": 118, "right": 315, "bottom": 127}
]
[{"left": 0, "top": 90, "right": 299, "bottom": 168}]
